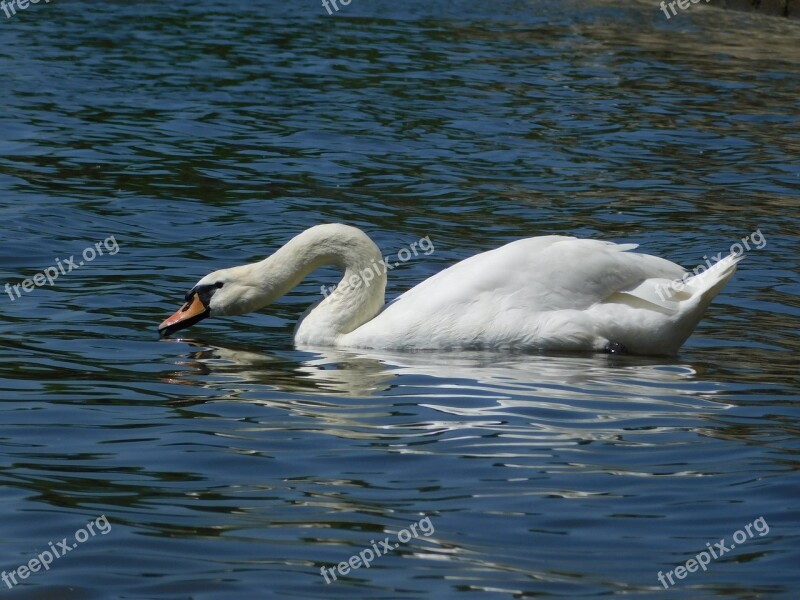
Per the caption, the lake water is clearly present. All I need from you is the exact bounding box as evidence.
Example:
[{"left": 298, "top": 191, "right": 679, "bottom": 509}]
[{"left": 1, "top": 0, "right": 798, "bottom": 598}]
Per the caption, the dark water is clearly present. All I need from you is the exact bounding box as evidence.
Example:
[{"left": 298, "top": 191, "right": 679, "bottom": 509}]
[{"left": 1, "top": 0, "right": 799, "bottom": 598}]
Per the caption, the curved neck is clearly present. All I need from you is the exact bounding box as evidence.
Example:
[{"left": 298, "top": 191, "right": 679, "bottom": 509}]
[{"left": 249, "top": 224, "right": 387, "bottom": 345}]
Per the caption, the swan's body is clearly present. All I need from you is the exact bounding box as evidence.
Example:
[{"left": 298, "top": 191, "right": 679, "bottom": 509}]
[{"left": 159, "top": 224, "right": 741, "bottom": 355}]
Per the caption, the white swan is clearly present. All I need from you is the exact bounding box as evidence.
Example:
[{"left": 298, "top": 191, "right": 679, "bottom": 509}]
[{"left": 158, "top": 224, "right": 741, "bottom": 355}]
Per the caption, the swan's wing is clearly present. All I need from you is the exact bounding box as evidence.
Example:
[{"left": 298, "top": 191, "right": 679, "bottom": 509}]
[
  {"left": 345, "top": 236, "right": 686, "bottom": 349},
  {"left": 393, "top": 236, "right": 683, "bottom": 310}
]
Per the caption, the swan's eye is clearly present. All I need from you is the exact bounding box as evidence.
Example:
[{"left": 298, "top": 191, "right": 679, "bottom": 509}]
[{"left": 184, "top": 282, "right": 222, "bottom": 304}]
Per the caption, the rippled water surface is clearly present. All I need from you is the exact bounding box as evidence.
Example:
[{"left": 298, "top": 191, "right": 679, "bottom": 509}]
[{"left": 1, "top": 0, "right": 799, "bottom": 598}]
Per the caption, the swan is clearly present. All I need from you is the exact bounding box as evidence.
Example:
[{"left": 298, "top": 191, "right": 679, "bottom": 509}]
[{"left": 158, "top": 224, "right": 741, "bottom": 355}]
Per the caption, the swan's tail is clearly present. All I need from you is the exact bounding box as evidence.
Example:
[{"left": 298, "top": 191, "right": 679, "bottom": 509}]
[
  {"left": 621, "top": 253, "right": 743, "bottom": 313},
  {"left": 606, "top": 252, "right": 743, "bottom": 354},
  {"left": 680, "top": 253, "right": 744, "bottom": 303},
  {"left": 667, "top": 253, "right": 743, "bottom": 351}
]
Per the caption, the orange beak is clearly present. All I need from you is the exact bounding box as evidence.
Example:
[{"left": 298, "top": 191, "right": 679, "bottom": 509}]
[{"left": 158, "top": 293, "right": 210, "bottom": 338}]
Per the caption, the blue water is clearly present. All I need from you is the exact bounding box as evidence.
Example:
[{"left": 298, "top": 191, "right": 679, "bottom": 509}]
[{"left": 1, "top": 0, "right": 799, "bottom": 598}]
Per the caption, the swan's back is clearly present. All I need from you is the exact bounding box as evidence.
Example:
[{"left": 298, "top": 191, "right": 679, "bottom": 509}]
[{"left": 341, "top": 236, "right": 737, "bottom": 355}]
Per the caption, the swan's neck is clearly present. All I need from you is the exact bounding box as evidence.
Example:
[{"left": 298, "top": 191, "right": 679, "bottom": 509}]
[{"left": 245, "top": 225, "right": 387, "bottom": 345}]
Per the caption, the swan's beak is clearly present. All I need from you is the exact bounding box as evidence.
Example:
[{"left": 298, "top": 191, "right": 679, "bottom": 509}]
[{"left": 158, "top": 293, "right": 210, "bottom": 338}]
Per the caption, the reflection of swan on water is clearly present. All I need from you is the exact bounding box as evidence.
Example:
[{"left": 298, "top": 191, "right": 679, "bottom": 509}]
[
  {"left": 160, "top": 340, "right": 398, "bottom": 398},
  {"left": 159, "top": 340, "right": 734, "bottom": 473},
  {"left": 162, "top": 339, "right": 725, "bottom": 417},
  {"left": 158, "top": 224, "right": 741, "bottom": 355}
]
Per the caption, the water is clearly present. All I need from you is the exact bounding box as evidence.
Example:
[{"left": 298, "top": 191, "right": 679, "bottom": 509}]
[{"left": 1, "top": 0, "right": 799, "bottom": 598}]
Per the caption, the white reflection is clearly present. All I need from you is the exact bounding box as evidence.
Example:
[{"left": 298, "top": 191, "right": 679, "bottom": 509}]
[{"left": 161, "top": 338, "right": 727, "bottom": 411}]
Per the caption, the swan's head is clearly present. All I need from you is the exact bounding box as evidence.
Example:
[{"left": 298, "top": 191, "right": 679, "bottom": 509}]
[{"left": 158, "top": 266, "right": 266, "bottom": 337}]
